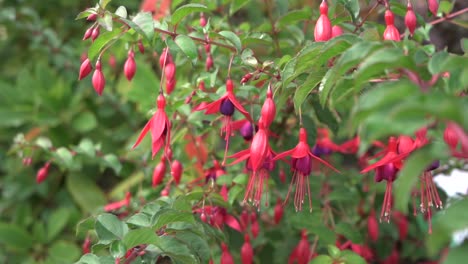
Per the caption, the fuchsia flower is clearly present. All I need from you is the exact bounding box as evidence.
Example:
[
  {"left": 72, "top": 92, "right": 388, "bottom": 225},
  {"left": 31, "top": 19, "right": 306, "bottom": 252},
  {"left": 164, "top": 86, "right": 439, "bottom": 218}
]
[
  {"left": 288, "top": 230, "right": 312, "bottom": 264},
  {"left": 132, "top": 93, "right": 171, "bottom": 159},
  {"left": 274, "top": 127, "right": 339, "bottom": 212},
  {"left": 314, "top": 0, "right": 332, "bottom": 42},
  {"left": 361, "top": 137, "right": 401, "bottom": 222},
  {"left": 383, "top": 9, "right": 400, "bottom": 41},
  {"left": 221, "top": 243, "right": 234, "bottom": 264},
  {"left": 196, "top": 79, "right": 253, "bottom": 164},
  {"left": 241, "top": 234, "right": 254, "bottom": 264}
]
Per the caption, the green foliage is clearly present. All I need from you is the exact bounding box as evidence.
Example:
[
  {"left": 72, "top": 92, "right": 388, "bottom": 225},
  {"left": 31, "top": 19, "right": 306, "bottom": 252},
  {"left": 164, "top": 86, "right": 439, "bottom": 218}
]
[{"left": 1, "top": 0, "right": 468, "bottom": 263}]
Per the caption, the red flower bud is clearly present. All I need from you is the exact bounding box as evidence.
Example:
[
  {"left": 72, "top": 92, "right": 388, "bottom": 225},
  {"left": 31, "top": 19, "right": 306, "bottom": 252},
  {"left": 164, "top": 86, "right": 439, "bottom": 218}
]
[
  {"left": 78, "top": 58, "right": 93, "bottom": 80},
  {"left": 137, "top": 40, "right": 145, "bottom": 54},
  {"left": 367, "top": 210, "right": 379, "bottom": 242},
  {"left": 171, "top": 160, "right": 183, "bottom": 185},
  {"left": 91, "top": 26, "right": 100, "bottom": 42},
  {"left": 314, "top": 1, "right": 332, "bottom": 42},
  {"left": 221, "top": 243, "right": 234, "bottom": 264},
  {"left": 92, "top": 60, "right": 105, "bottom": 96},
  {"left": 198, "top": 80, "right": 206, "bottom": 92},
  {"left": 204, "top": 43, "right": 211, "bottom": 53},
  {"left": 274, "top": 198, "right": 284, "bottom": 224},
  {"left": 108, "top": 54, "right": 117, "bottom": 69},
  {"left": 36, "top": 162, "right": 51, "bottom": 184},
  {"left": 444, "top": 125, "right": 458, "bottom": 150},
  {"left": 241, "top": 235, "right": 254, "bottom": 264},
  {"left": 152, "top": 161, "right": 166, "bottom": 187},
  {"left": 205, "top": 54, "right": 213, "bottom": 71},
  {"left": 82, "top": 236, "right": 91, "bottom": 254},
  {"left": 124, "top": 50, "right": 136, "bottom": 81},
  {"left": 166, "top": 79, "right": 176, "bottom": 94},
  {"left": 428, "top": 0, "right": 439, "bottom": 17},
  {"left": 240, "top": 210, "right": 249, "bottom": 231},
  {"left": 405, "top": 2, "right": 417, "bottom": 36},
  {"left": 164, "top": 63, "right": 176, "bottom": 81},
  {"left": 331, "top": 25, "right": 343, "bottom": 38},
  {"left": 159, "top": 48, "right": 173, "bottom": 68},
  {"left": 161, "top": 187, "right": 170, "bottom": 196},
  {"left": 87, "top": 13, "right": 97, "bottom": 21},
  {"left": 240, "top": 73, "right": 253, "bottom": 84},
  {"left": 260, "top": 87, "right": 276, "bottom": 128},
  {"left": 200, "top": 13, "right": 207, "bottom": 27},
  {"left": 250, "top": 212, "right": 259, "bottom": 238},
  {"left": 83, "top": 27, "right": 93, "bottom": 40}
]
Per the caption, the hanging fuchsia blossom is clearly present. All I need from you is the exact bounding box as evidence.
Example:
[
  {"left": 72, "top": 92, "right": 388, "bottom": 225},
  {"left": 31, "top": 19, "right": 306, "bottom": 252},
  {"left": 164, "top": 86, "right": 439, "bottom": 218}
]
[
  {"left": 383, "top": 9, "right": 400, "bottom": 41},
  {"left": 132, "top": 93, "right": 171, "bottom": 159},
  {"left": 274, "top": 127, "right": 339, "bottom": 211},
  {"left": 196, "top": 79, "right": 253, "bottom": 164},
  {"left": 314, "top": 0, "right": 332, "bottom": 42},
  {"left": 405, "top": 1, "right": 417, "bottom": 36}
]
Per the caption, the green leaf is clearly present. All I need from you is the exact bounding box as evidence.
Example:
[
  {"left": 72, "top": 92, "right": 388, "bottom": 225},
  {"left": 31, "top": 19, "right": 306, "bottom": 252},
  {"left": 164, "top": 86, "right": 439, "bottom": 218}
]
[
  {"left": 47, "top": 207, "right": 70, "bottom": 242},
  {"left": 152, "top": 209, "right": 195, "bottom": 230},
  {"left": 103, "top": 154, "right": 122, "bottom": 174},
  {"left": 76, "top": 138, "right": 97, "bottom": 158},
  {"left": 95, "top": 213, "right": 129, "bottom": 244},
  {"left": 335, "top": 223, "right": 363, "bottom": 244},
  {"left": 354, "top": 47, "right": 413, "bottom": 86},
  {"left": 72, "top": 111, "right": 97, "bottom": 133},
  {"left": 54, "top": 147, "right": 74, "bottom": 169},
  {"left": 76, "top": 8, "right": 97, "bottom": 20},
  {"left": 338, "top": 0, "right": 361, "bottom": 22},
  {"left": 443, "top": 243, "right": 468, "bottom": 264},
  {"left": 110, "top": 240, "right": 126, "bottom": 258},
  {"left": 341, "top": 250, "right": 367, "bottom": 264},
  {"left": 394, "top": 147, "right": 437, "bottom": 214},
  {"left": 67, "top": 173, "right": 107, "bottom": 213},
  {"left": 48, "top": 240, "right": 81, "bottom": 263},
  {"left": 293, "top": 68, "right": 328, "bottom": 112},
  {"left": 276, "top": 8, "right": 312, "bottom": 29},
  {"left": 99, "top": 0, "right": 111, "bottom": 8},
  {"left": 230, "top": 0, "right": 249, "bottom": 15},
  {"left": 310, "top": 255, "right": 333, "bottom": 264},
  {"left": 328, "top": 244, "right": 341, "bottom": 258},
  {"left": 88, "top": 28, "right": 123, "bottom": 61},
  {"left": 132, "top": 12, "right": 154, "bottom": 41},
  {"left": 175, "top": 35, "right": 198, "bottom": 61},
  {"left": 219, "top": 31, "right": 242, "bottom": 53},
  {"left": 171, "top": 4, "right": 208, "bottom": 26},
  {"left": 175, "top": 231, "right": 211, "bottom": 263},
  {"left": 127, "top": 213, "right": 152, "bottom": 227},
  {"left": 98, "top": 13, "right": 113, "bottom": 31},
  {"left": 0, "top": 222, "right": 33, "bottom": 251},
  {"left": 123, "top": 228, "right": 160, "bottom": 249},
  {"left": 115, "top": 6, "right": 127, "bottom": 18},
  {"left": 157, "top": 235, "right": 198, "bottom": 263}
]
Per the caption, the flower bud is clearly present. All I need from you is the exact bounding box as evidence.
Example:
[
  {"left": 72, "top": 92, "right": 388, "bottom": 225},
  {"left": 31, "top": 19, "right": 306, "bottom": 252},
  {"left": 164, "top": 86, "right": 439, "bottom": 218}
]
[
  {"left": 205, "top": 54, "right": 213, "bottom": 71},
  {"left": 331, "top": 25, "right": 343, "bottom": 38},
  {"left": 124, "top": 50, "right": 136, "bottom": 81},
  {"left": 383, "top": 10, "right": 400, "bottom": 41},
  {"left": 221, "top": 243, "right": 234, "bottom": 264},
  {"left": 428, "top": 0, "right": 439, "bottom": 17},
  {"left": 314, "top": 1, "right": 332, "bottom": 42},
  {"left": 152, "top": 161, "right": 166, "bottom": 187},
  {"left": 91, "top": 26, "right": 100, "bottom": 42},
  {"left": 260, "top": 87, "right": 276, "bottom": 128},
  {"left": 92, "top": 60, "right": 105, "bottom": 96},
  {"left": 78, "top": 58, "right": 93, "bottom": 80},
  {"left": 200, "top": 13, "right": 207, "bottom": 27},
  {"left": 367, "top": 210, "right": 379, "bottom": 242},
  {"left": 444, "top": 125, "right": 458, "bottom": 150},
  {"left": 137, "top": 40, "right": 145, "bottom": 54},
  {"left": 171, "top": 160, "right": 183, "bottom": 185},
  {"left": 241, "top": 235, "right": 254, "bottom": 264},
  {"left": 36, "top": 162, "right": 51, "bottom": 184},
  {"left": 83, "top": 27, "right": 93, "bottom": 40},
  {"left": 87, "top": 13, "right": 97, "bottom": 21},
  {"left": 164, "top": 63, "right": 176, "bottom": 81},
  {"left": 405, "top": 2, "right": 417, "bottom": 36},
  {"left": 274, "top": 198, "right": 284, "bottom": 224}
]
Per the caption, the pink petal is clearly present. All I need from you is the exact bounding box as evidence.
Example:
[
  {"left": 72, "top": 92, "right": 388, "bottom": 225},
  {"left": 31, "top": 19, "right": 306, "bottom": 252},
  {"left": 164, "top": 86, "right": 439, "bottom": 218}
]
[
  {"left": 308, "top": 152, "right": 340, "bottom": 173},
  {"left": 132, "top": 119, "right": 152, "bottom": 149},
  {"left": 250, "top": 129, "right": 268, "bottom": 171},
  {"left": 151, "top": 111, "right": 168, "bottom": 141},
  {"left": 224, "top": 214, "right": 242, "bottom": 232},
  {"left": 152, "top": 137, "right": 165, "bottom": 158},
  {"left": 273, "top": 148, "right": 295, "bottom": 161},
  {"left": 361, "top": 153, "right": 398, "bottom": 173},
  {"left": 290, "top": 142, "right": 310, "bottom": 159}
]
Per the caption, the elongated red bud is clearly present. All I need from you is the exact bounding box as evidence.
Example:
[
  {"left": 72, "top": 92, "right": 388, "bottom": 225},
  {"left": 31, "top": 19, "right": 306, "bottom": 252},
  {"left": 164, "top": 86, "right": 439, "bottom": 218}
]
[
  {"left": 314, "top": 1, "right": 332, "bottom": 42},
  {"left": 221, "top": 243, "right": 234, "bottom": 264},
  {"left": 171, "top": 160, "right": 183, "bottom": 185},
  {"left": 331, "top": 25, "right": 343, "bottom": 38},
  {"left": 82, "top": 236, "right": 91, "bottom": 254},
  {"left": 152, "top": 161, "right": 166, "bottom": 187},
  {"left": 159, "top": 48, "right": 173, "bottom": 68},
  {"left": 36, "top": 162, "right": 51, "bottom": 184},
  {"left": 241, "top": 235, "right": 254, "bottom": 264},
  {"left": 261, "top": 87, "right": 276, "bottom": 128},
  {"left": 161, "top": 187, "right": 170, "bottom": 197},
  {"left": 124, "top": 50, "right": 136, "bottom": 81},
  {"left": 91, "top": 26, "right": 100, "bottom": 42},
  {"left": 205, "top": 54, "right": 213, "bottom": 71},
  {"left": 367, "top": 210, "right": 379, "bottom": 242},
  {"left": 92, "top": 60, "right": 105, "bottom": 96},
  {"left": 198, "top": 80, "right": 206, "bottom": 92},
  {"left": 240, "top": 210, "right": 249, "bottom": 231},
  {"left": 200, "top": 13, "right": 207, "bottom": 27},
  {"left": 274, "top": 198, "right": 284, "bottom": 224},
  {"left": 87, "top": 13, "right": 97, "bottom": 21},
  {"left": 79, "top": 58, "right": 93, "bottom": 80},
  {"left": 444, "top": 125, "right": 458, "bottom": 150},
  {"left": 405, "top": 2, "right": 417, "bottom": 36},
  {"left": 83, "top": 27, "right": 93, "bottom": 40},
  {"left": 164, "top": 63, "right": 176, "bottom": 81},
  {"left": 250, "top": 212, "right": 259, "bottom": 238},
  {"left": 428, "top": 0, "right": 439, "bottom": 16},
  {"left": 166, "top": 79, "right": 176, "bottom": 94},
  {"left": 204, "top": 44, "right": 211, "bottom": 53},
  {"left": 137, "top": 40, "right": 145, "bottom": 54},
  {"left": 241, "top": 73, "right": 253, "bottom": 84}
]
